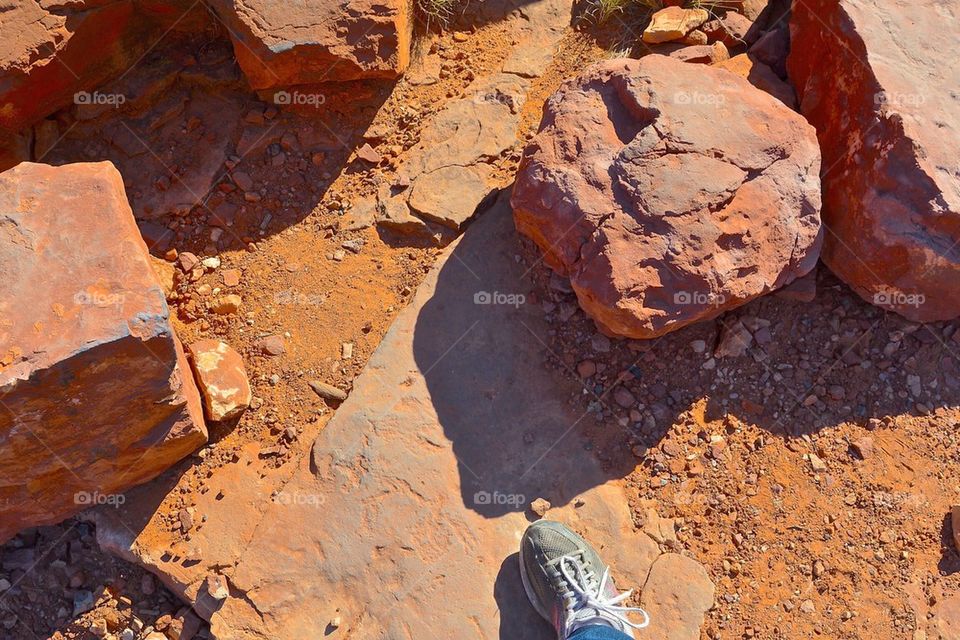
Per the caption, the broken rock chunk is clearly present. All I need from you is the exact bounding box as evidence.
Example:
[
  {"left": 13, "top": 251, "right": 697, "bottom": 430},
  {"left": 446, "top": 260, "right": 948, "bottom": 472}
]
[
  {"left": 187, "top": 340, "right": 252, "bottom": 422},
  {"left": 0, "top": 161, "right": 207, "bottom": 542},
  {"left": 512, "top": 56, "right": 822, "bottom": 338}
]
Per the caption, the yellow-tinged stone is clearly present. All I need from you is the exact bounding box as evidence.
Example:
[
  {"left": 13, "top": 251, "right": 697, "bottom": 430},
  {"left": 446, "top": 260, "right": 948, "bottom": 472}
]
[{"left": 642, "top": 7, "right": 710, "bottom": 44}]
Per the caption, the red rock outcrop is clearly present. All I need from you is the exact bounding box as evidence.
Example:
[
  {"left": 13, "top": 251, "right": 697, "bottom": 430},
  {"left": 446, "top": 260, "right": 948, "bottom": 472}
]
[
  {"left": 205, "top": 0, "right": 412, "bottom": 91},
  {"left": 511, "top": 55, "right": 822, "bottom": 338},
  {"left": 0, "top": 0, "right": 210, "bottom": 140},
  {"left": 789, "top": 0, "right": 960, "bottom": 322},
  {"left": 0, "top": 161, "right": 207, "bottom": 542},
  {"left": 0, "top": 0, "right": 411, "bottom": 157}
]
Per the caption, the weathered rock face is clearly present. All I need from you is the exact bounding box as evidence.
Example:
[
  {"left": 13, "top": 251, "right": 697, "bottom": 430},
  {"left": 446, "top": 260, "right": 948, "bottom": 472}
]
[
  {"left": 789, "top": 0, "right": 960, "bottom": 322},
  {"left": 715, "top": 54, "right": 795, "bottom": 108},
  {"left": 206, "top": 0, "right": 412, "bottom": 90},
  {"left": 398, "top": 73, "right": 528, "bottom": 230},
  {"left": 512, "top": 55, "right": 822, "bottom": 338},
  {"left": 0, "top": 161, "right": 207, "bottom": 542},
  {"left": 0, "top": 0, "right": 410, "bottom": 150},
  {"left": 0, "top": 0, "right": 209, "bottom": 139}
]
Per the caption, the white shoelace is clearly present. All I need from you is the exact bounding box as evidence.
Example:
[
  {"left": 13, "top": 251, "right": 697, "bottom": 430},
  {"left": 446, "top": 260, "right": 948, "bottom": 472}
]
[{"left": 553, "top": 552, "right": 650, "bottom": 637}]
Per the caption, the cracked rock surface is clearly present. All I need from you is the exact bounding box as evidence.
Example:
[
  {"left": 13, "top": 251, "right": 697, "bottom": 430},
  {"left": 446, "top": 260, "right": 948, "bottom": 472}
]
[
  {"left": 0, "top": 161, "right": 207, "bottom": 542},
  {"left": 511, "top": 55, "right": 823, "bottom": 339}
]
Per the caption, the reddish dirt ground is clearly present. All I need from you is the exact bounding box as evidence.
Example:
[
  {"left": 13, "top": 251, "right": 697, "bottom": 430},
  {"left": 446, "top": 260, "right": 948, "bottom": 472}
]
[{"left": 524, "top": 254, "right": 960, "bottom": 639}]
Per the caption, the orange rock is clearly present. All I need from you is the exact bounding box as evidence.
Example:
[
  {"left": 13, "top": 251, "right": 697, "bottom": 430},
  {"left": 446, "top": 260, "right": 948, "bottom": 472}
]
[
  {"left": 0, "top": 161, "right": 207, "bottom": 543},
  {"left": 790, "top": 0, "right": 960, "bottom": 322},
  {"left": 0, "top": 1, "right": 210, "bottom": 134},
  {"left": 642, "top": 7, "right": 710, "bottom": 44},
  {"left": 715, "top": 53, "right": 796, "bottom": 108},
  {"left": 512, "top": 56, "right": 822, "bottom": 338},
  {"left": 206, "top": 0, "right": 412, "bottom": 91},
  {"left": 186, "top": 340, "right": 251, "bottom": 422}
]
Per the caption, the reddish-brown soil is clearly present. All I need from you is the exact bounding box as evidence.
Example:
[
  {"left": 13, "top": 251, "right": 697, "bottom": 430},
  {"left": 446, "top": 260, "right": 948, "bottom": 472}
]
[{"left": 524, "top": 253, "right": 960, "bottom": 639}]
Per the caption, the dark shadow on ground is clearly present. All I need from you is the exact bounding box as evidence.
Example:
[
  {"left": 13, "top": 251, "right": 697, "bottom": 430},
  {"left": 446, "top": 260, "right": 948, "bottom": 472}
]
[
  {"left": 38, "top": 30, "right": 391, "bottom": 259},
  {"left": 938, "top": 512, "right": 960, "bottom": 576},
  {"left": 0, "top": 460, "right": 201, "bottom": 638},
  {"left": 494, "top": 553, "right": 554, "bottom": 640},
  {"left": 411, "top": 191, "right": 634, "bottom": 519},
  {"left": 450, "top": 0, "right": 545, "bottom": 30},
  {"left": 414, "top": 180, "right": 960, "bottom": 522},
  {"left": 511, "top": 226, "right": 960, "bottom": 465}
]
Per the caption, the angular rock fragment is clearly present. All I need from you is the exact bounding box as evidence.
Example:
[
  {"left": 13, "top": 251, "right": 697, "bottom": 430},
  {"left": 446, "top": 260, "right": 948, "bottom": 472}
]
[
  {"left": 205, "top": 0, "right": 412, "bottom": 90},
  {"left": 0, "top": 161, "right": 207, "bottom": 542},
  {"left": 643, "top": 7, "right": 710, "bottom": 44},
  {"left": 0, "top": 0, "right": 210, "bottom": 135},
  {"left": 187, "top": 340, "right": 251, "bottom": 422}
]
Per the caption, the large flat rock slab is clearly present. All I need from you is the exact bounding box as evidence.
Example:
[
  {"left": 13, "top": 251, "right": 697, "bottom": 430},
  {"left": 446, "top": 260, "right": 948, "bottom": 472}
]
[
  {"left": 0, "top": 161, "right": 206, "bottom": 542},
  {"left": 96, "top": 197, "right": 713, "bottom": 639}
]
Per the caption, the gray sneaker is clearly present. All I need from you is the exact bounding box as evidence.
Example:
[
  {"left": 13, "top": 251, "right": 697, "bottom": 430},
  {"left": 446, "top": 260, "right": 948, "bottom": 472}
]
[{"left": 519, "top": 520, "right": 649, "bottom": 639}]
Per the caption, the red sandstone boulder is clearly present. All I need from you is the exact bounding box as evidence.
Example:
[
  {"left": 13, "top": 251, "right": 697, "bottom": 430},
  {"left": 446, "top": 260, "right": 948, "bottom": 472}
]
[
  {"left": 0, "top": 161, "right": 207, "bottom": 542},
  {"left": 206, "top": 0, "right": 412, "bottom": 91},
  {"left": 511, "top": 56, "right": 822, "bottom": 338},
  {"left": 789, "top": 0, "right": 960, "bottom": 322},
  {"left": 0, "top": 0, "right": 208, "bottom": 139}
]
